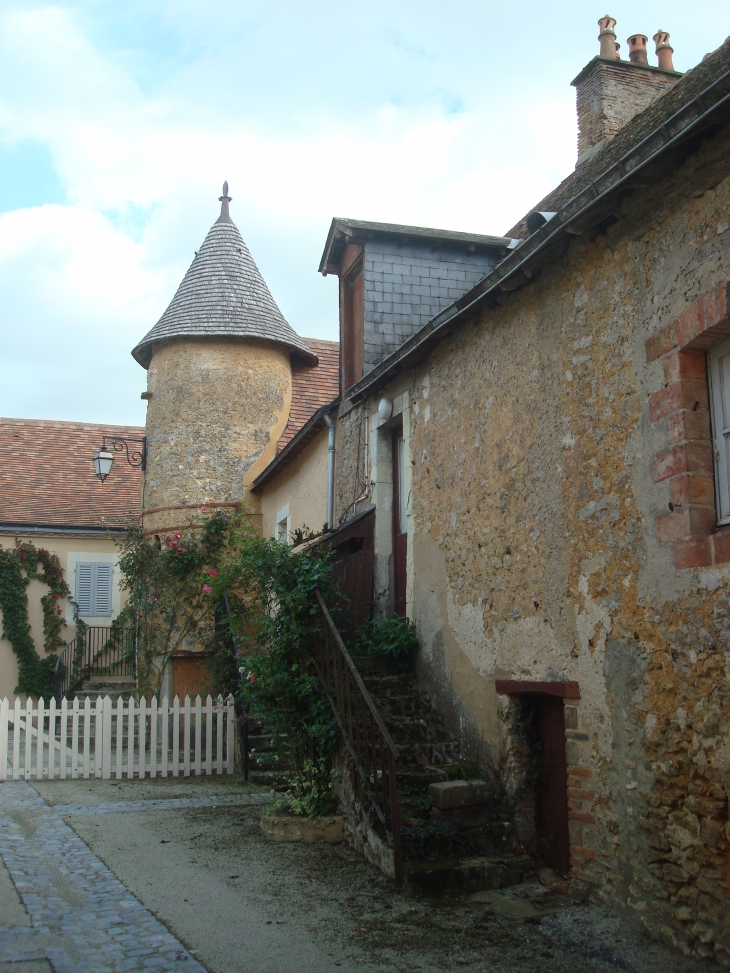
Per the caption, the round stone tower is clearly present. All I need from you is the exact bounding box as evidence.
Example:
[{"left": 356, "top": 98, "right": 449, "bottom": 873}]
[{"left": 132, "top": 185, "right": 315, "bottom": 535}]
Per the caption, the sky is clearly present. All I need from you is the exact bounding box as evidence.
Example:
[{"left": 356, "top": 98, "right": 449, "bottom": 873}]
[{"left": 0, "top": 1, "right": 726, "bottom": 426}]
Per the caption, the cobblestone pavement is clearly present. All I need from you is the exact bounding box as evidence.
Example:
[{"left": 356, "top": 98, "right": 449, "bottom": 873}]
[{"left": 0, "top": 779, "right": 268, "bottom": 972}]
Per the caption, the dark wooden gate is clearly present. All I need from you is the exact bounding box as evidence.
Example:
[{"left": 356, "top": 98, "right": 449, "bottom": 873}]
[
  {"left": 534, "top": 695, "right": 570, "bottom": 872},
  {"left": 320, "top": 508, "right": 375, "bottom": 642}
]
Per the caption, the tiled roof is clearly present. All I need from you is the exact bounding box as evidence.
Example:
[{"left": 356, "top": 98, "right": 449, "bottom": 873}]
[
  {"left": 278, "top": 338, "right": 340, "bottom": 449},
  {"left": 0, "top": 419, "right": 143, "bottom": 529},
  {"left": 505, "top": 37, "right": 730, "bottom": 238},
  {"left": 132, "top": 214, "right": 316, "bottom": 368},
  {"left": 320, "top": 217, "right": 510, "bottom": 274}
]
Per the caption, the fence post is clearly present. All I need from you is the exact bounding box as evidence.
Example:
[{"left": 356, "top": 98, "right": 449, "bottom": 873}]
[
  {"left": 126, "top": 696, "right": 135, "bottom": 779},
  {"left": 60, "top": 697, "right": 68, "bottom": 780},
  {"left": 35, "top": 697, "right": 45, "bottom": 781},
  {"left": 0, "top": 698, "right": 8, "bottom": 782},
  {"left": 48, "top": 697, "right": 57, "bottom": 780},
  {"left": 150, "top": 697, "right": 158, "bottom": 779},
  {"left": 160, "top": 696, "right": 169, "bottom": 778},
  {"left": 183, "top": 696, "right": 191, "bottom": 777},
  {"left": 101, "top": 696, "right": 112, "bottom": 779},
  {"left": 115, "top": 696, "right": 124, "bottom": 779},
  {"left": 71, "top": 697, "right": 79, "bottom": 779},
  {"left": 205, "top": 695, "right": 213, "bottom": 776},
  {"left": 138, "top": 697, "right": 147, "bottom": 779},
  {"left": 194, "top": 695, "right": 202, "bottom": 776},
  {"left": 226, "top": 695, "right": 234, "bottom": 774},
  {"left": 13, "top": 698, "right": 21, "bottom": 780},
  {"left": 172, "top": 696, "right": 180, "bottom": 777},
  {"left": 94, "top": 696, "right": 103, "bottom": 779}
]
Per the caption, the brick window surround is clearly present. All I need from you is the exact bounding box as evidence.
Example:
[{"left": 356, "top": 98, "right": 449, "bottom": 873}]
[{"left": 646, "top": 282, "right": 730, "bottom": 569}]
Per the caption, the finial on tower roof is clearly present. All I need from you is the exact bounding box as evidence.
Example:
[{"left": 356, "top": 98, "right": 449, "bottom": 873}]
[{"left": 217, "top": 181, "right": 232, "bottom": 224}]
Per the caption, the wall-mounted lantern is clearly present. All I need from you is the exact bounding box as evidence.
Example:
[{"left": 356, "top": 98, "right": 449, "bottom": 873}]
[{"left": 93, "top": 435, "right": 147, "bottom": 482}]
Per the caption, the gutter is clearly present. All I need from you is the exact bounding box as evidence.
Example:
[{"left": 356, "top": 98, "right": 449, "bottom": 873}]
[
  {"left": 346, "top": 64, "right": 730, "bottom": 404},
  {"left": 323, "top": 413, "right": 336, "bottom": 529},
  {"left": 0, "top": 524, "right": 127, "bottom": 536}
]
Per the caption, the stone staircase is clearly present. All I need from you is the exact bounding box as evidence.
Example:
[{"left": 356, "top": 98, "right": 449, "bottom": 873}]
[
  {"left": 245, "top": 717, "right": 294, "bottom": 789},
  {"left": 358, "top": 668, "right": 535, "bottom": 894},
  {"left": 70, "top": 677, "right": 137, "bottom": 704}
]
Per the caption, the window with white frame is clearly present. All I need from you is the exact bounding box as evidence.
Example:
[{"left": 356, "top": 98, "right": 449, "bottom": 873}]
[
  {"left": 75, "top": 562, "right": 114, "bottom": 617},
  {"left": 708, "top": 335, "right": 730, "bottom": 524},
  {"left": 275, "top": 504, "right": 290, "bottom": 544}
]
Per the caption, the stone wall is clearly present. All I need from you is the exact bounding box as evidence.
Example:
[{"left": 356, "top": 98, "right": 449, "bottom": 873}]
[
  {"left": 336, "top": 122, "right": 730, "bottom": 961},
  {"left": 142, "top": 337, "right": 291, "bottom": 535}
]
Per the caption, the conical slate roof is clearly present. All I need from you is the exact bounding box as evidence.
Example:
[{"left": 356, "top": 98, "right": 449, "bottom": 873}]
[{"left": 132, "top": 188, "right": 316, "bottom": 368}]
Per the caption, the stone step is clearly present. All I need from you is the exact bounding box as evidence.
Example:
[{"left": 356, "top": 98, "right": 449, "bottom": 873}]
[
  {"left": 249, "top": 751, "right": 293, "bottom": 771},
  {"left": 396, "top": 740, "right": 461, "bottom": 767},
  {"left": 405, "top": 854, "right": 535, "bottom": 895},
  {"left": 429, "top": 779, "right": 492, "bottom": 810},
  {"left": 249, "top": 770, "right": 290, "bottom": 790}
]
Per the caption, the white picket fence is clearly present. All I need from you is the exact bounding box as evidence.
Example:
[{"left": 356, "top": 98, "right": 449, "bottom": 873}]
[{"left": 0, "top": 694, "right": 236, "bottom": 781}]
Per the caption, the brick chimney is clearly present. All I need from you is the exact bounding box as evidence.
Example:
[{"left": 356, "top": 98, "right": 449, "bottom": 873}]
[{"left": 571, "top": 17, "right": 682, "bottom": 167}]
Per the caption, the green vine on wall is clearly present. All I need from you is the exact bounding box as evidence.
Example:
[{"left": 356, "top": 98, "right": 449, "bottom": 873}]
[{"left": 0, "top": 540, "right": 81, "bottom": 698}]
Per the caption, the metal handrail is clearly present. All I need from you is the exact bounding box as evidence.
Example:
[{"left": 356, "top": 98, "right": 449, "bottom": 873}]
[
  {"left": 54, "top": 626, "right": 135, "bottom": 702},
  {"left": 311, "top": 589, "right": 403, "bottom": 885}
]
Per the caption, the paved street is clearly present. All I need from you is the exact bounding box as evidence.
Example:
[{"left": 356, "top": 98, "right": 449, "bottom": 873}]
[{"left": 0, "top": 776, "right": 711, "bottom": 973}]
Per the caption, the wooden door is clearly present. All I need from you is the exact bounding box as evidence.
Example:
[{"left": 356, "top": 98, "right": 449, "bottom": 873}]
[
  {"left": 392, "top": 428, "right": 407, "bottom": 616},
  {"left": 534, "top": 695, "right": 570, "bottom": 872}
]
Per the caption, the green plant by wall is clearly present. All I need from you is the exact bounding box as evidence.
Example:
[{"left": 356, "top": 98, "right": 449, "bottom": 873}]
[
  {"left": 0, "top": 540, "right": 81, "bottom": 697},
  {"left": 208, "top": 529, "right": 340, "bottom": 781},
  {"left": 115, "top": 510, "right": 243, "bottom": 698},
  {"left": 117, "top": 511, "right": 340, "bottom": 814},
  {"left": 350, "top": 614, "right": 419, "bottom": 673}
]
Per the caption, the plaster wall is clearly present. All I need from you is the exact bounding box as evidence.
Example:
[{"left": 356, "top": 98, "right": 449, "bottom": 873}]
[
  {"left": 142, "top": 338, "right": 292, "bottom": 534},
  {"left": 334, "top": 123, "right": 730, "bottom": 960},
  {"left": 0, "top": 533, "right": 124, "bottom": 703},
  {"left": 259, "top": 429, "right": 330, "bottom": 541}
]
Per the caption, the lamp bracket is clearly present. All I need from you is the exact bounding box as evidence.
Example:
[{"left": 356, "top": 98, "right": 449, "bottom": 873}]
[{"left": 101, "top": 435, "right": 147, "bottom": 471}]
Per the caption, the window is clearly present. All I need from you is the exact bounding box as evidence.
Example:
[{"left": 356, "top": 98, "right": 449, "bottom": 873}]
[
  {"left": 275, "top": 504, "right": 290, "bottom": 544},
  {"left": 708, "top": 335, "right": 730, "bottom": 523},
  {"left": 75, "top": 562, "right": 113, "bottom": 617}
]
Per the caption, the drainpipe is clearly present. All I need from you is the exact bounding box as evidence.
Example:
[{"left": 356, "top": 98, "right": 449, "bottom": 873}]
[{"left": 323, "top": 412, "right": 336, "bottom": 530}]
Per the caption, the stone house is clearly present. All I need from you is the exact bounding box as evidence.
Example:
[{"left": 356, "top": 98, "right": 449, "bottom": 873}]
[
  {"left": 129, "top": 21, "right": 730, "bottom": 962},
  {"left": 0, "top": 418, "right": 142, "bottom": 702},
  {"left": 313, "top": 27, "right": 730, "bottom": 963}
]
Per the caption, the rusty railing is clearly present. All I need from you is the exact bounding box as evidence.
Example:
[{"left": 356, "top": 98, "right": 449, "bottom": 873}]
[
  {"left": 54, "top": 626, "right": 135, "bottom": 702},
  {"left": 311, "top": 588, "right": 403, "bottom": 884}
]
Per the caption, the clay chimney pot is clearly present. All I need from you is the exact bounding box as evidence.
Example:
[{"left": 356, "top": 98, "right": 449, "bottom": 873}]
[
  {"left": 653, "top": 30, "right": 674, "bottom": 71},
  {"left": 598, "top": 15, "right": 617, "bottom": 57},
  {"left": 614, "top": 42, "right": 621, "bottom": 59},
  {"left": 627, "top": 34, "right": 649, "bottom": 66}
]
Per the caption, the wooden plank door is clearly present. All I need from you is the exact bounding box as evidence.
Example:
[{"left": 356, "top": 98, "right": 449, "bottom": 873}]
[
  {"left": 392, "top": 427, "right": 407, "bottom": 616},
  {"left": 535, "top": 695, "right": 570, "bottom": 872}
]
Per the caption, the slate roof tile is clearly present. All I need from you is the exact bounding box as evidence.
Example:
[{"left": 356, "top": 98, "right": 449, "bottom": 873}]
[{"left": 132, "top": 215, "right": 315, "bottom": 367}]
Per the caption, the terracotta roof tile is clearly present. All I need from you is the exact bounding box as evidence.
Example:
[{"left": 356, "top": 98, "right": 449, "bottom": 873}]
[
  {"left": 0, "top": 418, "right": 144, "bottom": 529},
  {"left": 278, "top": 339, "right": 340, "bottom": 449}
]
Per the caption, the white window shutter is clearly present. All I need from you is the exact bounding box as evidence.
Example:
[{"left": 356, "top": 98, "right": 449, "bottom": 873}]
[
  {"left": 709, "top": 337, "right": 730, "bottom": 523},
  {"left": 75, "top": 563, "right": 94, "bottom": 616},
  {"left": 94, "top": 564, "right": 113, "bottom": 617}
]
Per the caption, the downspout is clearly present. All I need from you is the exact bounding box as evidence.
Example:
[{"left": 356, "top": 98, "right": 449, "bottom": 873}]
[{"left": 323, "top": 412, "right": 336, "bottom": 530}]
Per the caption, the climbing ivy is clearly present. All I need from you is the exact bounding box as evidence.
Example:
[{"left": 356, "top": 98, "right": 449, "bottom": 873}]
[{"left": 0, "top": 540, "right": 82, "bottom": 698}]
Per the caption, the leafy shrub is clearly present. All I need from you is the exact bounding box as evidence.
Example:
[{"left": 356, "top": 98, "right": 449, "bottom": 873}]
[
  {"left": 351, "top": 614, "right": 419, "bottom": 672},
  {"left": 270, "top": 759, "right": 339, "bottom": 818}
]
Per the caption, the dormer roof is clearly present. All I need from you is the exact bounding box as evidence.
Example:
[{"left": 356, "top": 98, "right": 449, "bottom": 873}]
[{"left": 132, "top": 186, "right": 316, "bottom": 368}]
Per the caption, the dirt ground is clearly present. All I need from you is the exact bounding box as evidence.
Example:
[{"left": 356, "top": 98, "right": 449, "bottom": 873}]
[{"left": 25, "top": 775, "right": 710, "bottom": 973}]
